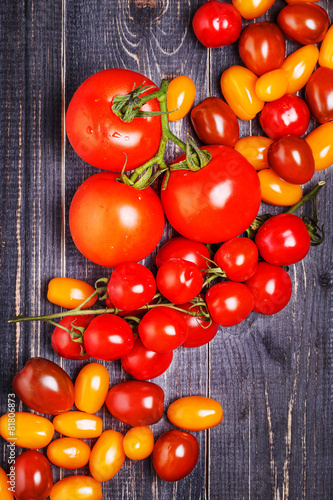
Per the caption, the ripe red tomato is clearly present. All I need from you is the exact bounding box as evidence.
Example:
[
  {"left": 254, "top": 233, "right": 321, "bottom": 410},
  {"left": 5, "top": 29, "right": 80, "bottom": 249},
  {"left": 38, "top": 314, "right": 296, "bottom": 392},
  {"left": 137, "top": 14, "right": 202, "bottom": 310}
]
[
  {"left": 121, "top": 337, "right": 173, "bottom": 380},
  {"left": 305, "top": 67, "right": 333, "bottom": 124},
  {"left": 138, "top": 306, "right": 188, "bottom": 352},
  {"left": 156, "top": 258, "right": 203, "bottom": 304},
  {"left": 161, "top": 145, "right": 261, "bottom": 243},
  {"left": 277, "top": 3, "right": 329, "bottom": 45},
  {"left": 214, "top": 237, "right": 258, "bottom": 282},
  {"left": 14, "top": 450, "right": 53, "bottom": 500},
  {"left": 192, "top": 1, "right": 242, "bottom": 48},
  {"left": 51, "top": 314, "right": 94, "bottom": 360},
  {"left": 69, "top": 172, "right": 165, "bottom": 268},
  {"left": 155, "top": 236, "right": 210, "bottom": 275},
  {"left": 178, "top": 297, "right": 219, "bottom": 348},
  {"left": 66, "top": 68, "right": 162, "bottom": 171},
  {"left": 206, "top": 282, "right": 254, "bottom": 327}
]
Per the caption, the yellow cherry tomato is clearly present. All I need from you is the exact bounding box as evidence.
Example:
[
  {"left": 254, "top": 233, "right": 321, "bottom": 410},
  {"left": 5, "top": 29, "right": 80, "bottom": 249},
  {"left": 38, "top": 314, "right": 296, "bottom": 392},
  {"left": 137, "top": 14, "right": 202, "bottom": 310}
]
[
  {"left": 232, "top": 0, "right": 276, "bottom": 19},
  {"left": 74, "top": 363, "right": 109, "bottom": 414},
  {"left": 167, "top": 396, "right": 223, "bottom": 431},
  {"left": 305, "top": 123, "right": 333, "bottom": 171},
  {"left": 47, "top": 437, "right": 91, "bottom": 469},
  {"left": 258, "top": 169, "right": 303, "bottom": 206},
  {"left": 0, "top": 412, "right": 54, "bottom": 449},
  {"left": 167, "top": 75, "right": 196, "bottom": 121},
  {"left": 47, "top": 277, "right": 97, "bottom": 309},
  {"left": 221, "top": 66, "right": 264, "bottom": 121},
  {"left": 123, "top": 426, "right": 154, "bottom": 460},
  {"left": 234, "top": 136, "right": 273, "bottom": 171},
  {"left": 0, "top": 467, "right": 14, "bottom": 500},
  {"left": 255, "top": 69, "right": 289, "bottom": 102},
  {"left": 50, "top": 476, "right": 102, "bottom": 500},
  {"left": 281, "top": 45, "right": 319, "bottom": 94},
  {"left": 89, "top": 430, "right": 125, "bottom": 482},
  {"left": 53, "top": 411, "right": 103, "bottom": 439},
  {"left": 319, "top": 25, "right": 333, "bottom": 69}
]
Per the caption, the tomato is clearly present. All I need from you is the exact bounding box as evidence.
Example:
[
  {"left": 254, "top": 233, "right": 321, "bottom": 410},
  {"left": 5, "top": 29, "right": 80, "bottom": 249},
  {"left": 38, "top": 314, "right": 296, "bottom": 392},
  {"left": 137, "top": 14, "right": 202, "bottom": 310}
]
[
  {"left": 50, "top": 476, "right": 102, "bottom": 500},
  {"left": 83, "top": 314, "right": 134, "bottom": 361},
  {"left": 74, "top": 362, "right": 110, "bottom": 414},
  {"left": 47, "top": 277, "right": 97, "bottom": 309},
  {"left": 192, "top": 1, "right": 242, "bottom": 48},
  {"left": 267, "top": 135, "right": 315, "bottom": 185},
  {"left": 107, "top": 262, "right": 156, "bottom": 311},
  {"left": 155, "top": 236, "right": 210, "bottom": 276},
  {"left": 167, "top": 396, "right": 223, "bottom": 431},
  {"left": 13, "top": 357, "right": 74, "bottom": 415},
  {"left": 305, "top": 123, "right": 333, "bottom": 171},
  {"left": 0, "top": 467, "right": 14, "bottom": 500},
  {"left": 51, "top": 314, "right": 94, "bottom": 360},
  {"left": 255, "top": 70, "right": 289, "bottom": 102},
  {"left": 161, "top": 145, "right": 261, "bottom": 243},
  {"left": 167, "top": 76, "right": 195, "bottom": 121},
  {"left": 305, "top": 67, "right": 333, "bottom": 124},
  {"left": 106, "top": 380, "right": 164, "bottom": 426},
  {"left": 152, "top": 430, "right": 200, "bottom": 482},
  {"left": 281, "top": 45, "right": 319, "bottom": 94},
  {"left": 234, "top": 136, "right": 273, "bottom": 171},
  {"left": 89, "top": 430, "right": 125, "bottom": 482},
  {"left": 238, "top": 22, "right": 285, "bottom": 76},
  {"left": 191, "top": 97, "right": 239, "bottom": 147},
  {"left": 0, "top": 412, "right": 54, "bottom": 449},
  {"left": 259, "top": 94, "right": 310, "bottom": 141},
  {"left": 214, "top": 237, "right": 258, "bottom": 282},
  {"left": 285, "top": 0, "right": 320, "bottom": 3},
  {"left": 232, "top": 0, "right": 276, "bottom": 19},
  {"left": 14, "top": 450, "right": 53, "bottom": 500},
  {"left": 156, "top": 258, "right": 203, "bottom": 304},
  {"left": 123, "top": 426, "right": 154, "bottom": 460},
  {"left": 47, "top": 437, "right": 91, "bottom": 469},
  {"left": 66, "top": 68, "right": 161, "bottom": 171},
  {"left": 52, "top": 411, "right": 103, "bottom": 439},
  {"left": 277, "top": 3, "right": 329, "bottom": 45},
  {"left": 319, "top": 25, "right": 333, "bottom": 69},
  {"left": 69, "top": 172, "right": 165, "bottom": 268},
  {"left": 258, "top": 169, "right": 303, "bottom": 207},
  {"left": 221, "top": 66, "right": 264, "bottom": 120},
  {"left": 121, "top": 337, "right": 173, "bottom": 380},
  {"left": 179, "top": 297, "right": 219, "bottom": 348},
  {"left": 138, "top": 306, "right": 188, "bottom": 352},
  {"left": 206, "top": 282, "right": 254, "bottom": 327},
  {"left": 245, "top": 262, "right": 292, "bottom": 315}
]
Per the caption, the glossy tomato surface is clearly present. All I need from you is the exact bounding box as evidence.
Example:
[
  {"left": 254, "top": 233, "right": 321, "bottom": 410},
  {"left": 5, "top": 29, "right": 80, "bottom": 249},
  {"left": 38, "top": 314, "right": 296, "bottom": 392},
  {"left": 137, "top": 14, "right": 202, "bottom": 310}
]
[
  {"left": 234, "top": 136, "right": 273, "bottom": 171},
  {"left": 258, "top": 169, "right": 303, "bottom": 206},
  {"left": 89, "top": 430, "right": 125, "bottom": 482},
  {"left": 167, "top": 75, "right": 195, "bottom": 121},
  {"left": 179, "top": 298, "right": 219, "bottom": 348},
  {"left": 156, "top": 258, "right": 203, "bottom": 304},
  {"left": 0, "top": 412, "right": 54, "bottom": 449},
  {"left": 51, "top": 314, "right": 94, "bottom": 360},
  {"left": 155, "top": 237, "right": 210, "bottom": 275},
  {"left": 121, "top": 336, "right": 173, "bottom": 380},
  {"left": 167, "top": 396, "right": 223, "bottom": 431},
  {"left": 255, "top": 69, "right": 289, "bottom": 102},
  {"left": 206, "top": 281, "right": 254, "bottom": 327},
  {"left": 305, "top": 66, "right": 333, "bottom": 124},
  {"left": 14, "top": 450, "right": 53, "bottom": 500},
  {"left": 123, "top": 426, "right": 155, "bottom": 460},
  {"left": 232, "top": 0, "right": 275, "bottom": 19},
  {"left": 277, "top": 3, "right": 329, "bottom": 45},
  {"left": 138, "top": 306, "right": 188, "bottom": 352},
  {"left": 47, "top": 437, "right": 91, "bottom": 469},
  {"left": 50, "top": 476, "right": 102, "bottom": 500},
  {"left": 74, "top": 362, "right": 110, "bottom": 414},
  {"left": 0, "top": 467, "right": 14, "bottom": 500},
  {"left": 214, "top": 237, "right": 258, "bottom": 282},
  {"left": 305, "top": 122, "right": 333, "bottom": 171},
  {"left": 319, "top": 24, "right": 333, "bottom": 69},
  {"left": 47, "top": 277, "right": 97, "bottom": 309},
  {"left": 281, "top": 44, "right": 319, "bottom": 94},
  {"left": 53, "top": 411, "right": 103, "bottom": 439}
]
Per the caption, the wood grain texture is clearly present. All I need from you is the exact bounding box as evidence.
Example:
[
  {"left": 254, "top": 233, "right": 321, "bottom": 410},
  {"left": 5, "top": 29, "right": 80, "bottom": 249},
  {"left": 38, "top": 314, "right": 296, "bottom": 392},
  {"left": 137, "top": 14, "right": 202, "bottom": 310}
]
[{"left": 0, "top": 0, "right": 332, "bottom": 498}]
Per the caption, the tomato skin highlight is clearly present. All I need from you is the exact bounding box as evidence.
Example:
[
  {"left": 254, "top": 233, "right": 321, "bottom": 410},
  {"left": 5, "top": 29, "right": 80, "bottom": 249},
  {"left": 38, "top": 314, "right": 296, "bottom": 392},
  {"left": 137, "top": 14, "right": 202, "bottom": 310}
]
[
  {"left": 255, "top": 70, "right": 289, "bottom": 102},
  {"left": 0, "top": 467, "right": 14, "bottom": 500},
  {"left": 51, "top": 314, "right": 93, "bottom": 360},
  {"left": 156, "top": 258, "right": 203, "bottom": 305},
  {"left": 281, "top": 45, "right": 319, "bottom": 94},
  {"left": 123, "top": 426, "right": 155, "bottom": 460},
  {"left": 206, "top": 282, "right": 254, "bottom": 327},
  {"left": 167, "top": 396, "right": 223, "bottom": 431},
  {"left": 53, "top": 411, "right": 103, "bottom": 439},
  {"left": 50, "top": 476, "right": 102, "bottom": 500},
  {"left": 47, "top": 438, "right": 91, "bottom": 469},
  {"left": 74, "top": 362, "right": 110, "bottom": 414},
  {"left": 214, "top": 237, "right": 258, "bottom": 282},
  {"left": 232, "top": 0, "right": 276, "bottom": 20},
  {"left": 47, "top": 277, "right": 97, "bottom": 309},
  {"left": 121, "top": 337, "right": 173, "bottom": 380},
  {"left": 258, "top": 169, "right": 303, "bottom": 207},
  {"left": 167, "top": 75, "right": 195, "bottom": 121},
  {"left": 305, "top": 66, "right": 333, "bottom": 124},
  {"left": 234, "top": 136, "right": 273, "bottom": 171},
  {"left": 155, "top": 237, "right": 210, "bottom": 276},
  {"left": 14, "top": 450, "right": 53, "bottom": 500},
  {"left": 89, "top": 430, "right": 125, "bottom": 482},
  {"left": 319, "top": 25, "right": 333, "bottom": 69},
  {"left": 277, "top": 3, "right": 329, "bottom": 45},
  {"left": 305, "top": 123, "right": 333, "bottom": 171},
  {"left": 0, "top": 412, "right": 54, "bottom": 449}
]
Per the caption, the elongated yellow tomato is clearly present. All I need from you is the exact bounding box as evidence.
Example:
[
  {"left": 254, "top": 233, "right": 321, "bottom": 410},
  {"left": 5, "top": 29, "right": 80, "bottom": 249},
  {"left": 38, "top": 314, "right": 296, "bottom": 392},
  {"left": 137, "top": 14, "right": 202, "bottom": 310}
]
[
  {"left": 232, "top": 0, "right": 276, "bottom": 19},
  {"left": 281, "top": 45, "right": 319, "bottom": 94},
  {"left": 319, "top": 25, "right": 333, "bottom": 69},
  {"left": 47, "top": 277, "right": 97, "bottom": 309},
  {"left": 123, "top": 426, "right": 154, "bottom": 460},
  {"left": 53, "top": 411, "right": 103, "bottom": 439},
  {"left": 221, "top": 66, "right": 264, "bottom": 120},
  {"left": 50, "top": 476, "right": 102, "bottom": 500},
  {"left": 167, "top": 75, "right": 196, "bottom": 121},
  {"left": 0, "top": 412, "right": 54, "bottom": 449},
  {"left": 0, "top": 467, "right": 14, "bottom": 500},
  {"left": 255, "top": 69, "right": 289, "bottom": 102},
  {"left": 305, "top": 123, "right": 333, "bottom": 171},
  {"left": 89, "top": 430, "right": 125, "bottom": 482},
  {"left": 234, "top": 136, "right": 273, "bottom": 171},
  {"left": 167, "top": 396, "right": 223, "bottom": 431},
  {"left": 47, "top": 437, "right": 91, "bottom": 469},
  {"left": 75, "top": 363, "right": 109, "bottom": 414},
  {"left": 258, "top": 169, "right": 302, "bottom": 206}
]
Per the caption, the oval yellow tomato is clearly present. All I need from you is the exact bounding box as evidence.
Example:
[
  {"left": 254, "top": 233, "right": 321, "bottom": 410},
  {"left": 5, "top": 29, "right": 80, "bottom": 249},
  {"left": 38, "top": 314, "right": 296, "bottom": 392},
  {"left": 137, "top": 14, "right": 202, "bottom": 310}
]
[
  {"left": 232, "top": 0, "right": 276, "bottom": 19},
  {"left": 0, "top": 412, "right": 54, "bottom": 449},
  {"left": 167, "top": 396, "right": 223, "bottom": 431},
  {"left": 258, "top": 169, "right": 303, "bottom": 206},
  {"left": 305, "top": 123, "right": 333, "bottom": 171},
  {"left": 167, "top": 75, "right": 196, "bottom": 121},
  {"left": 255, "top": 69, "right": 289, "bottom": 102},
  {"left": 47, "top": 437, "right": 91, "bottom": 469},
  {"left": 47, "top": 277, "right": 97, "bottom": 309},
  {"left": 123, "top": 426, "right": 154, "bottom": 460},
  {"left": 281, "top": 45, "right": 319, "bottom": 94},
  {"left": 89, "top": 430, "right": 125, "bottom": 482},
  {"left": 319, "top": 25, "right": 333, "bottom": 69},
  {"left": 0, "top": 467, "right": 14, "bottom": 500},
  {"left": 50, "top": 476, "right": 102, "bottom": 500},
  {"left": 52, "top": 411, "right": 103, "bottom": 439},
  {"left": 234, "top": 136, "right": 273, "bottom": 171},
  {"left": 74, "top": 362, "right": 109, "bottom": 414}
]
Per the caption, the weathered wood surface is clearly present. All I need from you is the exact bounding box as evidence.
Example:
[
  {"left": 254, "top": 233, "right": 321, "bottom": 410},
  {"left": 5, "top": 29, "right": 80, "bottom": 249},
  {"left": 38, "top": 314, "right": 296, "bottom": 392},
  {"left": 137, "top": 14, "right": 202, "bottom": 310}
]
[{"left": 0, "top": 0, "right": 332, "bottom": 498}]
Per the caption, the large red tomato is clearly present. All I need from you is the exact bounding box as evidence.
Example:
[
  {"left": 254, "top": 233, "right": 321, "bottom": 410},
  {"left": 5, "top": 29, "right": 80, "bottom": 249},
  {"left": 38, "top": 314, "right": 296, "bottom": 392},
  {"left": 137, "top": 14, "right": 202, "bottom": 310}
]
[{"left": 160, "top": 145, "right": 261, "bottom": 243}]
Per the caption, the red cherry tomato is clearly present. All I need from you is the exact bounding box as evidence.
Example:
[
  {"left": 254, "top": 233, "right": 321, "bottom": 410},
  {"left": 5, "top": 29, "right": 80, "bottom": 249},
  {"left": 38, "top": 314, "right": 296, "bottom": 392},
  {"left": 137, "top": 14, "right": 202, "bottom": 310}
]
[
  {"left": 178, "top": 297, "right": 219, "bottom": 348},
  {"left": 206, "top": 282, "right": 254, "bottom": 327},
  {"left": 121, "top": 337, "right": 173, "bottom": 380},
  {"left": 277, "top": 3, "right": 329, "bottom": 45},
  {"left": 156, "top": 258, "right": 203, "bottom": 304},
  {"left": 50, "top": 476, "right": 102, "bottom": 500},
  {"left": 155, "top": 236, "right": 210, "bottom": 276},
  {"left": 138, "top": 306, "right": 188, "bottom": 352},
  {"left": 192, "top": 1, "right": 242, "bottom": 49},
  {"left": 51, "top": 314, "right": 94, "bottom": 360},
  {"left": 305, "top": 67, "right": 333, "bottom": 124},
  {"left": 14, "top": 450, "right": 53, "bottom": 500},
  {"left": 214, "top": 237, "right": 258, "bottom": 282}
]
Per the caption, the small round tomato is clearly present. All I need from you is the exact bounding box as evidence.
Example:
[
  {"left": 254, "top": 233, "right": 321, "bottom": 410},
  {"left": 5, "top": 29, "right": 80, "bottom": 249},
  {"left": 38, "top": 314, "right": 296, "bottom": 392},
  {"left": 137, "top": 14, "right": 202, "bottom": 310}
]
[
  {"left": 179, "top": 298, "right": 219, "bottom": 348},
  {"left": 14, "top": 450, "right": 53, "bottom": 500},
  {"left": 167, "top": 76, "right": 195, "bottom": 121},
  {"left": 192, "top": 1, "right": 242, "bottom": 48},
  {"left": 155, "top": 237, "right": 210, "bottom": 275},
  {"left": 52, "top": 411, "right": 103, "bottom": 439},
  {"left": 153, "top": 430, "right": 200, "bottom": 482},
  {"left": 232, "top": 0, "right": 276, "bottom": 19},
  {"left": 277, "top": 3, "right": 329, "bottom": 45},
  {"left": 121, "top": 337, "right": 173, "bottom": 380},
  {"left": 206, "top": 282, "right": 254, "bottom": 327},
  {"left": 74, "top": 362, "right": 110, "bottom": 414},
  {"left": 190, "top": 97, "right": 239, "bottom": 147},
  {"left": 319, "top": 25, "right": 333, "bottom": 69},
  {"left": 123, "top": 426, "right": 154, "bottom": 460},
  {"left": 89, "top": 430, "right": 125, "bottom": 482},
  {"left": 258, "top": 169, "right": 303, "bottom": 207},
  {"left": 234, "top": 136, "right": 273, "bottom": 171},
  {"left": 50, "top": 476, "right": 102, "bottom": 500},
  {"left": 281, "top": 45, "right": 319, "bottom": 94},
  {"left": 255, "top": 70, "right": 289, "bottom": 102},
  {"left": 156, "top": 258, "right": 203, "bottom": 304},
  {"left": 305, "top": 123, "right": 333, "bottom": 171},
  {"left": 0, "top": 412, "right": 54, "bottom": 449},
  {"left": 214, "top": 237, "right": 258, "bottom": 282},
  {"left": 47, "top": 277, "right": 97, "bottom": 309},
  {"left": 167, "top": 396, "right": 223, "bottom": 431},
  {"left": 305, "top": 67, "right": 333, "bottom": 124},
  {"left": 47, "top": 438, "right": 91, "bottom": 469},
  {"left": 51, "top": 314, "right": 94, "bottom": 360},
  {"left": 0, "top": 467, "right": 14, "bottom": 500}
]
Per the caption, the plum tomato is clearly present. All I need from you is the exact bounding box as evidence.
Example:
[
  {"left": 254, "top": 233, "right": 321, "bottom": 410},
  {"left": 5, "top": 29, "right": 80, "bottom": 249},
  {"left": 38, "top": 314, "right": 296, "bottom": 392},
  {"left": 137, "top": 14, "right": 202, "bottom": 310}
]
[
  {"left": 258, "top": 169, "right": 303, "bottom": 207},
  {"left": 178, "top": 297, "right": 219, "bottom": 348},
  {"left": 255, "top": 213, "right": 311, "bottom": 266},
  {"left": 74, "top": 363, "right": 110, "bottom": 414},
  {"left": 155, "top": 236, "right": 210, "bottom": 276},
  {"left": 167, "top": 396, "right": 223, "bottom": 431},
  {"left": 190, "top": 97, "right": 239, "bottom": 147},
  {"left": 47, "top": 438, "right": 91, "bottom": 469},
  {"left": 51, "top": 314, "right": 94, "bottom": 360},
  {"left": 0, "top": 467, "right": 14, "bottom": 500},
  {"left": 192, "top": 1, "right": 242, "bottom": 49},
  {"left": 319, "top": 25, "right": 333, "bottom": 69},
  {"left": 14, "top": 450, "right": 53, "bottom": 500},
  {"left": 52, "top": 411, "right": 103, "bottom": 439},
  {"left": 167, "top": 75, "right": 195, "bottom": 121},
  {"left": 245, "top": 262, "right": 292, "bottom": 315},
  {"left": 305, "top": 67, "right": 333, "bottom": 124},
  {"left": 234, "top": 136, "right": 273, "bottom": 171},
  {"left": 156, "top": 258, "right": 203, "bottom": 304},
  {"left": 277, "top": 3, "right": 329, "bottom": 45},
  {"left": 121, "top": 337, "right": 173, "bottom": 380},
  {"left": 214, "top": 237, "right": 258, "bottom": 282},
  {"left": 161, "top": 145, "right": 261, "bottom": 243},
  {"left": 0, "top": 412, "right": 54, "bottom": 449},
  {"left": 69, "top": 172, "right": 165, "bottom": 268},
  {"left": 47, "top": 277, "right": 97, "bottom": 309},
  {"left": 255, "top": 69, "right": 289, "bottom": 102},
  {"left": 66, "top": 68, "right": 161, "bottom": 171},
  {"left": 206, "top": 282, "right": 254, "bottom": 327},
  {"left": 89, "top": 430, "right": 125, "bottom": 482},
  {"left": 232, "top": 0, "right": 275, "bottom": 19},
  {"left": 123, "top": 426, "right": 154, "bottom": 460},
  {"left": 12, "top": 357, "right": 74, "bottom": 415},
  {"left": 281, "top": 45, "right": 319, "bottom": 94},
  {"left": 305, "top": 123, "right": 333, "bottom": 171},
  {"left": 138, "top": 306, "right": 188, "bottom": 352},
  {"left": 152, "top": 430, "right": 200, "bottom": 482},
  {"left": 50, "top": 476, "right": 102, "bottom": 500},
  {"left": 105, "top": 380, "right": 164, "bottom": 426}
]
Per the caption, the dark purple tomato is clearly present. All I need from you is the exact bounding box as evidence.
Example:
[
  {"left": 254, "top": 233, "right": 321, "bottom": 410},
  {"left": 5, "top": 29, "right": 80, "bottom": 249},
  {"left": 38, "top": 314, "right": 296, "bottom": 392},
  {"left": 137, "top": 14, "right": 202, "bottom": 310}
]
[
  {"left": 14, "top": 450, "right": 53, "bottom": 500},
  {"left": 305, "top": 67, "right": 333, "bottom": 124},
  {"left": 277, "top": 3, "right": 329, "bottom": 45}
]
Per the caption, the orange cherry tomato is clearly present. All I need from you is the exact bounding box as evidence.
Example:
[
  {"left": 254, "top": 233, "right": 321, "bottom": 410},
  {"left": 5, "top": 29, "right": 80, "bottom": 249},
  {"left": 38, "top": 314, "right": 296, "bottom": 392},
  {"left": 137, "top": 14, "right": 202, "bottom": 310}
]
[
  {"left": 47, "top": 437, "right": 91, "bottom": 469},
  {"left": 221, "top": 66, "right": 264, "bottom": 120},
  {"left": 167, "top": 76, "right": 195, "bottom": 121},
  {"left": 50, "top": 476, "right": 102, "bottom": 500},
  {"left": 53, "top": 411, "right": 103, "bottom": 439},
  {"left": 232, "top": 0, "right": 275, "bottom": 19},
  {"left": 167, "top": 396, "right": 223, "bottom": 431},
  {"left": 0, "top": 412, "right": 54, "bottom": 449},
  {"left": 281, "top": 45, "right": 319, "bottom": 94},
  {"left": 123, "top": 426, "right": 154, "bottom": 460},
  {"left": 285, "top": 0, "right": 319, "bottom": 3},
  {"left": 0, "top": 467, "right": 14, "bottom": 500},
  {"left": 258, "top": 169, "right": 303, "bottom": 206},
  {"left": 47, "top": 277, "right": 97, "bottom": 309},
  {"left": 319, "top": 25, "right": 333, "bottom": 69},
  {"left": 74, "top": 363, "right": 109, "bottom": 414},
  {"left": 234, "top": 136, "right": 273, "bottom": 171},
  {"left": 255, "top": 69, "right": 289, "bottom": 102},
  {"left": 305, "top": 123, "right": 333, "bottom": 171},
  {"left": 89, "top": 430, "right": 125, "bottom": 482}
]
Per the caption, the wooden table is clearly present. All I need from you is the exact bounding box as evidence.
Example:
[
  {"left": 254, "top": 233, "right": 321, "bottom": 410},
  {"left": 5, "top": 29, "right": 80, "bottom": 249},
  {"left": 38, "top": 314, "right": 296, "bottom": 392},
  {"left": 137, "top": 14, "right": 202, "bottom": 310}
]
[{"left": 1, "top": 1, "right": 332, "bottom": 498}]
